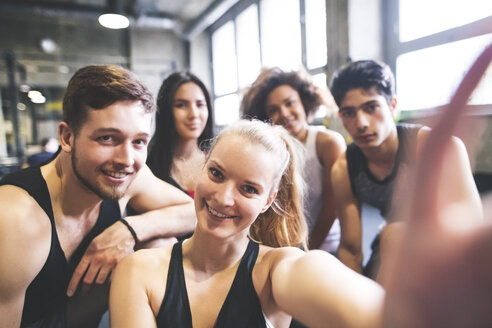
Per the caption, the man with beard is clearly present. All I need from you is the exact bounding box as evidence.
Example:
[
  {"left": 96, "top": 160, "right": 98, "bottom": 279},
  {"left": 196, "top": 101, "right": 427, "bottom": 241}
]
[{"left": 0, "top": 65, "right": 196, "bottom": 327}]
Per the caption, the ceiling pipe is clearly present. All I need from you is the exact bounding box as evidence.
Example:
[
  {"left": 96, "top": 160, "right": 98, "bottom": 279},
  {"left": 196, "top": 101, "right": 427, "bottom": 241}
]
[{"left": 0, "top": 2, "right": 175, "bottom": 30}]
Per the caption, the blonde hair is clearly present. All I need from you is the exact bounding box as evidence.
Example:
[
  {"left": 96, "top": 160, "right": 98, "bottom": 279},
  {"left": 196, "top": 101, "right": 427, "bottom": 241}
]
[{"left": 208, "top": 120, "right": 308, "bottom": 248}]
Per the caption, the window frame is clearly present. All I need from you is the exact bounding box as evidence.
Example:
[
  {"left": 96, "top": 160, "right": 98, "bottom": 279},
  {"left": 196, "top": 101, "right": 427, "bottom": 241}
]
[
  {"left": 382, "top": 0, "right": 492, "bottom": 118},
  {"left": 208, "top": 0, "right": 330, "bottom": 126}
]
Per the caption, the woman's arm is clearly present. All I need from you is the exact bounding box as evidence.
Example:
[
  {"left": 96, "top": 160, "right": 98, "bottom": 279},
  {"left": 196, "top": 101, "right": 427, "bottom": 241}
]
[
  {"left": 309, "top": 130, "right": 346, "bottom": 249},
  {"left": 269, "top": 248, "right": 384, "bottom": 328}
]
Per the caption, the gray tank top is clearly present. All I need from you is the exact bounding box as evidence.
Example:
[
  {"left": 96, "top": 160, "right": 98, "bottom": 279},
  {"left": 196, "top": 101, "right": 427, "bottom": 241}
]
[{"left": 346, "top": 123, "right": 421, "bottom": 220}]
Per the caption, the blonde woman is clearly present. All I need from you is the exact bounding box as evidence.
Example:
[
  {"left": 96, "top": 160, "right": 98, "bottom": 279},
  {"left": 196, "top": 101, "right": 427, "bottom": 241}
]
[{"left": 110, "top": 120, "right": 382, "bottom": 328}]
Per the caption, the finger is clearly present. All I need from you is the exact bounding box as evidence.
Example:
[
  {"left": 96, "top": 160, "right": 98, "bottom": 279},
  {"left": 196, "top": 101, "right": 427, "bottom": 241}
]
[
  {"left": 67, "top": 257, "right": 90, "bottom": 297},
  {"left": 95, "top": 265, "right": 112, "bottom": 285},
  {"left": 411, "top": 43, "right": 492, "bottom": 225},
  {"left": 82, "top": 262, "right": 101, "bottom": 286}
]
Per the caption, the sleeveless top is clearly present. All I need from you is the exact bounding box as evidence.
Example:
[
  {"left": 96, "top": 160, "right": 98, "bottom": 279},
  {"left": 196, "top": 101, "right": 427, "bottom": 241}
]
[
  {"left": 304, "top": 126, "right": 341, "bottom": 253},
  {"left": 346, "top": 123, "right": 421, "bottom": 220},
  {"left": 156, "top": 239, "right": 269, "bottom": 328},
  {"left": 0, "top": 166, "right": 121, "bottom": 327}
]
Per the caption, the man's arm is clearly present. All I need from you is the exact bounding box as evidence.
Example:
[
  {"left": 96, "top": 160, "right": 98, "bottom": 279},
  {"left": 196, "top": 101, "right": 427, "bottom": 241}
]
[
  {"left": 309, "top": 131, "right": 346, "bottom": 249},
  {"left": 124, "top": 165, "right": 196, "bottom": 241},
  {"left": 67, "top": 165, "right": 195, "bottom": 296},
  {"left": 331, "top": 154, "right": 364, "bottom": 273},
  {"left": 0, "top": 186, "right": 51, "bottom": 327}
]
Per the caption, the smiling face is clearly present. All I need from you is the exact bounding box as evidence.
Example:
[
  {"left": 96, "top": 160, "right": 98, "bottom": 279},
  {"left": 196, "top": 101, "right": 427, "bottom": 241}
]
[
  {"left": 173, "top": 82, "right": 209, "bottom": 142},
  {"left": 68, "top": 100, "right": 152, "bottom": 200},
  {"left": 338, "top": 87, "right": 397, "bottom": 149},
  {"left": 265, "top": 85, "right": 308, "bottom": 139},
  {"left": 194, "top": 135, "right": 278, "bottom": 240}
]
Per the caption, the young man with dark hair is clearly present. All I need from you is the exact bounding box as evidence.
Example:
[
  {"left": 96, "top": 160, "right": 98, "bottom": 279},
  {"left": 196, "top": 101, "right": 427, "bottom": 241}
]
[
  {"left": 0, "top": 65, "right": 196, "bottom": 327},
  {"left": 330, "top": 60, "right": 482, "bottom": 279}
]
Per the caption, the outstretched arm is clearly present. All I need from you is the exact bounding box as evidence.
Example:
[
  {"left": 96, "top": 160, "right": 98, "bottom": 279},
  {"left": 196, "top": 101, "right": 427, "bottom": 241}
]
[
  {"left": 67, "top": 165, "right": 195, "bottom": 296},
  {"left": 270, "top": 248, "right": 384, "bottom": 328},
  {"left": 331, "top": 154, "right": 364, "bottom": 272}
]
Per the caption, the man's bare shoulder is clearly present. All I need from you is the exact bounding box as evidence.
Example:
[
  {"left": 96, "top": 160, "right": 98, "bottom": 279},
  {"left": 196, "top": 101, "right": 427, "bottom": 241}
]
[
  {"left": 0, "top": 185, "right": 52, "bottom": 299},
  {"left": 0, "top": 184, "right": 51, "bottom": 231}
]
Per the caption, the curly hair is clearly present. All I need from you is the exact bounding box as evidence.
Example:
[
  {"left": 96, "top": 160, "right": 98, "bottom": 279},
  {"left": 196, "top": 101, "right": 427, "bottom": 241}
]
[{"left": 241, "top": 67, "right": 322, "bottom": 122}]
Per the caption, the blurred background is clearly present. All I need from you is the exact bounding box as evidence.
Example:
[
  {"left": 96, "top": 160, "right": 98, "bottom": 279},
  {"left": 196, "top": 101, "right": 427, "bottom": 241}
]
[{"left": 0, "top": 0, "right": 491, "bottom": 194}]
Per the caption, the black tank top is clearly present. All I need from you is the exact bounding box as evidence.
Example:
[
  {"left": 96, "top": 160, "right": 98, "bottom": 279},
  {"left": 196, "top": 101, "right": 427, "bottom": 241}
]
[
  {"left": 0, "top": 166, "right": 121, "bottom": 327},
  {"left": 156, "top": 239, "right": 267, "bottom": 328},
  {"left": 346, "top": 123, "right": 421, "bottom": 219}
]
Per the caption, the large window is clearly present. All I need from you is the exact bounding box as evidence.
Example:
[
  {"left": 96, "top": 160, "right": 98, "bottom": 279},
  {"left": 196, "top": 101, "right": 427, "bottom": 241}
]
[
  {"left": 384, "top": 0, "right": 492, "bottom": 113},
  {"left": 210, "top": 0, "right": 328, "bottom": 126}
]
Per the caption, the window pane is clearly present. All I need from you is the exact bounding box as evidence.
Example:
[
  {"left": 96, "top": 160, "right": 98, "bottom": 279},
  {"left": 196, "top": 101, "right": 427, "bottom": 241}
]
[
  {"left": 399, "top": 0, "right": 492, "bottom": 42},
  {"left": 305, "top": 0, "right": 327, "bottom": 69},
  {"left": 312, "top": 72, "right": 327, "bottom": 119},
  {"left": 212, "top": 21, "right": 238, "bottom": 96},
  {"left": 260, "top": 0, "right": 302, "bottom": 70},
  {"left": 396, "top": 34, "right": 492, "bottom": 110},
  {"left": 214, "top": 94, "right": 240, "bottom": 126},
  {"left": 236, "top": 4, "right": 261, "bottom": 89},
  {"left": 312, "top": 72, "right": 327, "bottom": 89}
]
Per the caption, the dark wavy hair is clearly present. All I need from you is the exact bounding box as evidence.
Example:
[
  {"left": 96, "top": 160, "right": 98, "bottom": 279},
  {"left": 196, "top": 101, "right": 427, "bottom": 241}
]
[
  {"left": 330, "top": 60, "right": 395, "bottom": 107},
  {"left": 241, "top": 67, "right": 322, "bottom": 121},
  {"left": 146, "top": 71, "right": 214, "bottom": 183},
  {"left": 63, "top": 65, "right": 154, "bottom": 133}
]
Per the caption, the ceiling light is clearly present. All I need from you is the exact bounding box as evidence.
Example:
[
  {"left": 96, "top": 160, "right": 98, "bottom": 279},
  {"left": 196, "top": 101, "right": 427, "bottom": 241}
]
[
  {"left": 99, "top": 13, "right": 129, "bottom": 29},
  {"left": 28, "top": 90, "right": 46, "bottom": 104},
  {"left": 19, "top": 84, "right": 31, "bottom": 93},
  {"left": 40, "top": 38, "right": 57, "bottom": 54},
  {"left": 99, "top": 0, "right": 129, "bottom": 29}
]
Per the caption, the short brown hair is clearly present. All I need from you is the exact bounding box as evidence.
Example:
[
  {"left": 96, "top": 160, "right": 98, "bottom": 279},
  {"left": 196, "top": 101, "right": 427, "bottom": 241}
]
[{"left": 62, "top": 65, "right": 155, "bottom": 132}]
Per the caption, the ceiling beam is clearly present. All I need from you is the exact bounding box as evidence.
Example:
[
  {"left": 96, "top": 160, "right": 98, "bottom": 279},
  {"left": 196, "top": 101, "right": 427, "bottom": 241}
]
[{"left": 182, "top": 0, "right": 240, "bottom": 40}]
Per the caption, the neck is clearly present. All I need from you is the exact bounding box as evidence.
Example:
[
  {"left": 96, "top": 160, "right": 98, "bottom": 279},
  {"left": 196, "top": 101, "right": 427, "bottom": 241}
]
[
  {"left": 43, "top": 153, "right": 103, "bottom": 219},
  {"left": 174, "top": 138, "right": 201, "bottom": 159},
  {"left": 182, "top": 229, "right": 250, "bottom": 274},
  {"left": 362, "top": 127, "right": 399, "bottom": 164},
  {"left": 294, "top": 124, "right": 309, "bottom": 144}
]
